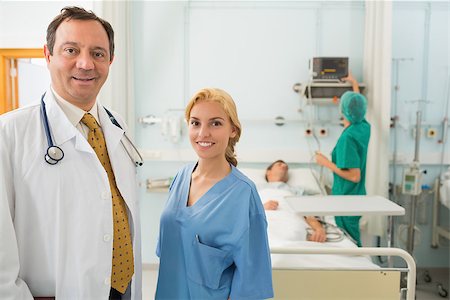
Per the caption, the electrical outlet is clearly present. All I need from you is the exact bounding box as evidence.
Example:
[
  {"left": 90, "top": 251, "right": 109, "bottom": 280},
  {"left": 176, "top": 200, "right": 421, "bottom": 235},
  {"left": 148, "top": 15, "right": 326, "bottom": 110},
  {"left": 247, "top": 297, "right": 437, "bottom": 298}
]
[
  {"left": 426, "top": 128, "right": 437, "bottom": 138},
  {"left": 304, "top": 128, "right": 313, "bottom": 137},
  {"left": 317, "top": 127, "right": 328, "bottom": 137}
]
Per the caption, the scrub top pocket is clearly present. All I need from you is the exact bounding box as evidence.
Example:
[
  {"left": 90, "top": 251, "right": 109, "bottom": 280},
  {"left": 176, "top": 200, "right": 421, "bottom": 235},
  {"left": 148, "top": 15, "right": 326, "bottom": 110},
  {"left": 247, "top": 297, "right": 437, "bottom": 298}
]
[{"left": 186, "top": 236, "right": 233, "bottom": 289}]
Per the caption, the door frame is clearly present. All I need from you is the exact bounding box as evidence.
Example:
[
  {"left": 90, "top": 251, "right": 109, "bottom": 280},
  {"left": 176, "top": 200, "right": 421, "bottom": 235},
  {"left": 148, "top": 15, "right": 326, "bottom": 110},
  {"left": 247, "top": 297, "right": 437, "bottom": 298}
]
[{"left": 0, "top": 48, "right": 44, "bottom": 114}]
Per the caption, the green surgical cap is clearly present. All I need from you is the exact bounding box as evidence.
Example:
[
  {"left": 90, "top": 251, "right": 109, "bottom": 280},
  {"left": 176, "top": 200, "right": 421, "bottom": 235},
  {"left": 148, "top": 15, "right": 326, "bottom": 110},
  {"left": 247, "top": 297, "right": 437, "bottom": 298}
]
[{"left": 340, "top": 91, "right": 367, "bottom": 124}]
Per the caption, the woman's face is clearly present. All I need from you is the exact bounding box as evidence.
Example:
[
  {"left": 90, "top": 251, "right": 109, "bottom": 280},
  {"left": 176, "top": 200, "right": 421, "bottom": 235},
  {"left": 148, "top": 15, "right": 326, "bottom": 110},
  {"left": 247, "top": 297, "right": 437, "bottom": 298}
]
[
  {"left": 342, "top": 116, "right": 351, "bottom": 128},
  {"left": 188, "top": 101, "right": 237, "bottom": 162}
]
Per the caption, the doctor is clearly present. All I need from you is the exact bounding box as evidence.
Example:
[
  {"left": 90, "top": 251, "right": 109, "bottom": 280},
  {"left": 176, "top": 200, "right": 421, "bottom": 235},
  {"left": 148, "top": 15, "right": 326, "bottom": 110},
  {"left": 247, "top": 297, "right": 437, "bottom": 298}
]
[{"left": 0, "top": 6, "right": 141, "bottom": 299}]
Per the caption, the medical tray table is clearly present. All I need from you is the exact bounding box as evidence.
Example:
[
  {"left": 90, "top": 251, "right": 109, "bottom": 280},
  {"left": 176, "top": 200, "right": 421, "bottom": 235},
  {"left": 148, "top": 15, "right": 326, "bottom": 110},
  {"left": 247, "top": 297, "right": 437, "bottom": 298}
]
[{"left": 285, "top": 195, "right": 405, "bottom": 216}]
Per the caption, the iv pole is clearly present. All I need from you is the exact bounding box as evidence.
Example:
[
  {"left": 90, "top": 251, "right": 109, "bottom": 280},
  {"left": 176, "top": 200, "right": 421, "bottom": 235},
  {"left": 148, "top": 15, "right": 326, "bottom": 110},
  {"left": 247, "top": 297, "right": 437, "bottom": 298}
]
[
  {"left": 388, "top": 58, "right": 413, "bottom": 267},
  {"left": 406, "top": 110, "right": 422, "bottom": 255}
]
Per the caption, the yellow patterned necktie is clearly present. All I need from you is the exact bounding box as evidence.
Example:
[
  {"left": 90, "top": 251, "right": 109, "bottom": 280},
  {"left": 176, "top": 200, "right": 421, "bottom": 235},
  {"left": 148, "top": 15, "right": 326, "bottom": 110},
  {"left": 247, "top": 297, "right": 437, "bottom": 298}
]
[{"left": 81, "top": 113, "right": 134, "bottom": 294}]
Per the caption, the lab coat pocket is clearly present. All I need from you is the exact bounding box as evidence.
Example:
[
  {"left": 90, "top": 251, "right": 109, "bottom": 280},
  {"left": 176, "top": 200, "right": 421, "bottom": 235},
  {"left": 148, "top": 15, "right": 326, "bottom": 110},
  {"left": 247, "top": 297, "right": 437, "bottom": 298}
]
[{"left": 187, "top": 236, "right": 232, "bottom": 289}]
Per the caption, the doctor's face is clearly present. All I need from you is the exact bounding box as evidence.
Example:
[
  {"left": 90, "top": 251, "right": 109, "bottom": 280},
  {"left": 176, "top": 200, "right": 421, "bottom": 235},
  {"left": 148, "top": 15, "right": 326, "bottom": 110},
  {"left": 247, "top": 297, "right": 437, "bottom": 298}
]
[
  {"left": 44, "top": 19, "right": 113, "bottom": 111},
  {"left": 188, "top": 101, "right": 237, "bottom": 163}
]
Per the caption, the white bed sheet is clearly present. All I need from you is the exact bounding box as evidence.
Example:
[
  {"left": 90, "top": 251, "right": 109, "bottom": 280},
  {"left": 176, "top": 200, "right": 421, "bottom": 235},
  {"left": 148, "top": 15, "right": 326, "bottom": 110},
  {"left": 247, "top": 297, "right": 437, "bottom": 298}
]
[
  {"left": 440, "top": 168, "right": 450, "bottom": 209},
  {"left": 259, "top": 187, "right": 378, "bottom": 269}
]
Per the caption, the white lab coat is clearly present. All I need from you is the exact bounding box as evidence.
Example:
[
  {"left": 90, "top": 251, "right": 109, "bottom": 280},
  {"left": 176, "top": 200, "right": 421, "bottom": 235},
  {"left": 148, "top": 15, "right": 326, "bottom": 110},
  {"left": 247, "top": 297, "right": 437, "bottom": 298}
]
[{"left": 0, "top": 90, "right": 142, "bottom": 299}]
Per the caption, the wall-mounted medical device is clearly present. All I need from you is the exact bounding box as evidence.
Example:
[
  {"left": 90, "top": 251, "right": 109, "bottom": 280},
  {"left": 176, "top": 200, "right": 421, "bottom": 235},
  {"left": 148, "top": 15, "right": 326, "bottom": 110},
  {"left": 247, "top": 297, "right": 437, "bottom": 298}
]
[
  {"left": 294, "top": 81, "right": 365, "bottom": 105},
  {"left": 139, "top": 111, "right": 183, "bottom": 143},
  {"left": 292, "top": 57, "right": 364, "bottom": 105},
  {"left": 146, "top": 177, "right": 173, "bottom": 192},
  {"left": 311, "top": 57, "right": 348, "bottom": 82}
]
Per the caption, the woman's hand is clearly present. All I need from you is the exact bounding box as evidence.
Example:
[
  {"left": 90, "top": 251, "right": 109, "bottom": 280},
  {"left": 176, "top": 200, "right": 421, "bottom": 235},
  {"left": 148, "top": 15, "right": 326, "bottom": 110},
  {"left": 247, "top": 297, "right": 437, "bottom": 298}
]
[
  {"left": 341, "top": 71, "right": 360, "bottom": 93},
  {"left": 315, "top": 152, "right": 331, "bottom": 168},
  {"left": 316, "top": 152, "right": 361, "bottom": 182}
]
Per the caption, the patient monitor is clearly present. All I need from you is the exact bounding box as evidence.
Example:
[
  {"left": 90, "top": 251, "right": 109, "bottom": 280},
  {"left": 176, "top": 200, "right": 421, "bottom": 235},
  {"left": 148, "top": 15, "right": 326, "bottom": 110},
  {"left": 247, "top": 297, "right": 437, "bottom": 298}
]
[
  {"left": 294, "top": 57, "right": 364, "bottom": 104},
  {"left": 310, "top": 57, "right": 349, "bottom": 82}
]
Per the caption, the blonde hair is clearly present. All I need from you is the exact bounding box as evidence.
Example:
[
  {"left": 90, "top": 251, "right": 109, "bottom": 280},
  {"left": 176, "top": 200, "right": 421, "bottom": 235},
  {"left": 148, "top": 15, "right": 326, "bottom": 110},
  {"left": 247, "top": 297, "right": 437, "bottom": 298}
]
[{"left": 185, "top": 88, "right": 242, "bottom": 166}]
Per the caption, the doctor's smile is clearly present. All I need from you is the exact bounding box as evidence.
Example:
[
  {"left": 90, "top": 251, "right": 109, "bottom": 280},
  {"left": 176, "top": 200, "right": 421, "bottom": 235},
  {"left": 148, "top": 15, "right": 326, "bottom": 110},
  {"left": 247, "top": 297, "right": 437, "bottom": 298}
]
[{"left": 72, "top": 75, "right": 97, "bottom": 81}]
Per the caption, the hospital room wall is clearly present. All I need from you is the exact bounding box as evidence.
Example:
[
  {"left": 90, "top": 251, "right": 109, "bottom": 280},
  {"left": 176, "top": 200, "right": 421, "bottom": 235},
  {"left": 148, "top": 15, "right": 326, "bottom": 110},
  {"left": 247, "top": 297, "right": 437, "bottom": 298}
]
[
  {"left": 133, "top": 1, "right": 449, "bottom": 267},
  {"left": 131, "top": 1, "right": 368, "bottom": 264},
  {"left": 1, "top": 1, "right": 447, "bottom": 268},
  {"left": 389, "top": 2, "right": 449, "bottom": 268},
  {"left": 0, "top": 1, "right": 94, "bottom": 48}
]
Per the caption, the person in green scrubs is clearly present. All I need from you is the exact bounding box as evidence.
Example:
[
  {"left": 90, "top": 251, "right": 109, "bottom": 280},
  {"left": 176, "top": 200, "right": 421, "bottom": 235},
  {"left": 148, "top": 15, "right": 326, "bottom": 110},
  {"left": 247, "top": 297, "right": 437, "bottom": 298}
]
[{"left": 315, "top": 75, "right": 370, "bottom": 246}]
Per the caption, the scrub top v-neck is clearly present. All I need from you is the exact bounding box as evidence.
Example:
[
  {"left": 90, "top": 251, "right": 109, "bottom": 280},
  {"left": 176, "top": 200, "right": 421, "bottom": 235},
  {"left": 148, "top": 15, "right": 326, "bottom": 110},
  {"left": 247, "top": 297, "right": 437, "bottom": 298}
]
[{"left": 155, "top": 163, "right": 273, "bottom": 299}]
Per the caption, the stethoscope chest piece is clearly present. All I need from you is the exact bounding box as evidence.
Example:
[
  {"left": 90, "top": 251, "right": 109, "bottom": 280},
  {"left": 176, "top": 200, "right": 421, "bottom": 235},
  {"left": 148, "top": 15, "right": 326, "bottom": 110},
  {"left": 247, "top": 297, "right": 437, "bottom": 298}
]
[{"left": 45, "top": 145, "right": 64, "bottom": 165}]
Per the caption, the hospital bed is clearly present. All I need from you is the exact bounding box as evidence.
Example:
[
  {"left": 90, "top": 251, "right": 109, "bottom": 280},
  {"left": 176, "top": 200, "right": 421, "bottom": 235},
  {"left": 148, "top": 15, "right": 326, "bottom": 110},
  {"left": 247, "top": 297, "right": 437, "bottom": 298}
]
[
  {"left": 239, "top": 167, "right": 415, "bottom": 300},
  {"left": 271, "top": 246, "right": 416, "bottom": 300},
  {"left": 432, "top": 170, "right": 450, "bottom": 247},
  {"left": 429, "top": 172, "right": 450, "bottom": 297}
]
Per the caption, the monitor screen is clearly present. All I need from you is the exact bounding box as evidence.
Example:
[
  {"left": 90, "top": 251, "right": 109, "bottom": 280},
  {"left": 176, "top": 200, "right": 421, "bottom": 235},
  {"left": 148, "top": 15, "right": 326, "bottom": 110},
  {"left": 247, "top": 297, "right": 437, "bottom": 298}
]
[{"left": 312, "top": 57, "right": 348, "bottom": 80}]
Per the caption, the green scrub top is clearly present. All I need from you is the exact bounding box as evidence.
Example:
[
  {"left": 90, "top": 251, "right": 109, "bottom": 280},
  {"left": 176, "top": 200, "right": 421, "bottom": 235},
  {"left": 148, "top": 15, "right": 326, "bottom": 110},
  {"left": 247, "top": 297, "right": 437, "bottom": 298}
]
[{"left": 331, "top": 119, "right": 371, "bottom": 246}]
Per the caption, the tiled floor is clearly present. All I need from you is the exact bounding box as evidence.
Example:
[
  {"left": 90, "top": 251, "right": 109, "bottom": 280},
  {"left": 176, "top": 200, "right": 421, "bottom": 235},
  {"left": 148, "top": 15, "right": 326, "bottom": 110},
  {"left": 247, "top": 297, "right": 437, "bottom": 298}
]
[
  {"left": 143, "top": 265, "right": 449, "bottom": 299},
  {"left": 415, "top": 268, "right": 449, "bottom": 300}
]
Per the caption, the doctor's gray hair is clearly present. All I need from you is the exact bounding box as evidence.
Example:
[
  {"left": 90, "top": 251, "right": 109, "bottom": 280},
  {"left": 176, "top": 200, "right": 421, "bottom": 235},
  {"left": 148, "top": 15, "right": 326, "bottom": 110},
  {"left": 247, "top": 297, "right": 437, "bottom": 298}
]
[
  {"left": 46, "top": 6, "right": 115, "bottom": 61},
  {"left": 185, "top": 88, "right": 242, "bottom": 167}
]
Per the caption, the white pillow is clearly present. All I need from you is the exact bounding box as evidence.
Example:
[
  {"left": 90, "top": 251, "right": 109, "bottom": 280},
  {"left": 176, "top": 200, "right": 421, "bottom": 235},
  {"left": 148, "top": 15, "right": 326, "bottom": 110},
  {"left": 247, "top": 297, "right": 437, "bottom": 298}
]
[{"left": 239, "top": 167, "right": 323, "bottom": 195}]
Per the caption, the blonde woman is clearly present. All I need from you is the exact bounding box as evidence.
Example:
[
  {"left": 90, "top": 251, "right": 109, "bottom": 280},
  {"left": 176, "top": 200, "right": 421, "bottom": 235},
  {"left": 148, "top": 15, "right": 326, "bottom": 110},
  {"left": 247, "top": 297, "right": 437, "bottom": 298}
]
[{"left": 155, "top": 88, "right": 273, "bottom": 299}]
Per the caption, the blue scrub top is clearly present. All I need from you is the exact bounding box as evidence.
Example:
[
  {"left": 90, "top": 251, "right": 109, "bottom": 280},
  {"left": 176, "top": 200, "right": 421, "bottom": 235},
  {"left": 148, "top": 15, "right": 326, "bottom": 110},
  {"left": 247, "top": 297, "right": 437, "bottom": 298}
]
[{"left": 156, "top": 163, "right": 274, "bottom": 300}]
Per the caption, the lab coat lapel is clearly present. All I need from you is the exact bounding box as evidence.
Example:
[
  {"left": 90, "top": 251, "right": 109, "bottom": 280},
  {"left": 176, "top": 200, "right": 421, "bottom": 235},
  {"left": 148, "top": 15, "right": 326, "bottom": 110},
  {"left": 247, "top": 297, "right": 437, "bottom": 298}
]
[
  {"left": 43, "top": 90, "right": 92, "bottom": 153},
  {"left": 98, "top": 103, "right": 124, "bottom": 156},
  {"left": 98, "top": 104, "right": 135, "bottom": 211}
]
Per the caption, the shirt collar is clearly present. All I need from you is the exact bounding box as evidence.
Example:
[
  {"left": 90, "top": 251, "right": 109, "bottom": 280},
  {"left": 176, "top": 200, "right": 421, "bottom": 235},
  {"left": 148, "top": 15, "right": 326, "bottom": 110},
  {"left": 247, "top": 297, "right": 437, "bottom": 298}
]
[{"left": 51, "top": 86, "right": 101, "bottom": 126}]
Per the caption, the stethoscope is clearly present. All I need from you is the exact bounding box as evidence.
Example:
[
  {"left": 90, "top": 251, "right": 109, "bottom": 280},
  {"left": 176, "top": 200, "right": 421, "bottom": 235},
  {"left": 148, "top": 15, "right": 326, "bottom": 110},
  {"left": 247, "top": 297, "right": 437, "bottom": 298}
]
[{"left": 40, "top": 94, "right": 143, "bottom": 167}]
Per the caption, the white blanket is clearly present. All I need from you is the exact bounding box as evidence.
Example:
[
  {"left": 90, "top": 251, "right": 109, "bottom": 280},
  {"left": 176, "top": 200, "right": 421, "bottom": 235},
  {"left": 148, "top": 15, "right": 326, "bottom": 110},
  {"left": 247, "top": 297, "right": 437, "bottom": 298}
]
[
  {"left": 259, "top": 187, "right": 378, "bottom": 269},
  {"left": 440, "top": 169, "right": 450, "bottom": 209}
]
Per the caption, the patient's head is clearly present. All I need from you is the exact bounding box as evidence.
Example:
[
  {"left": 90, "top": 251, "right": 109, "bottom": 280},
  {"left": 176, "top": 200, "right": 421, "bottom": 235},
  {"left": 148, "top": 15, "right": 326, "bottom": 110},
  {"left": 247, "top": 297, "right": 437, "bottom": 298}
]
[{"left": 265, "top": 160, "right": 289, "bottom": 183}]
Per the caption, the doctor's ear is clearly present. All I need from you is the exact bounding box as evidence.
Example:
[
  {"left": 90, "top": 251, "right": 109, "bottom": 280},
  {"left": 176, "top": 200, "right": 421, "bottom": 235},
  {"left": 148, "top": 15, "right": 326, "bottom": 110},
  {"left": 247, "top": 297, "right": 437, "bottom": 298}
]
[{"left": 43, "top": 45, "right": 52, "bottom": 63}]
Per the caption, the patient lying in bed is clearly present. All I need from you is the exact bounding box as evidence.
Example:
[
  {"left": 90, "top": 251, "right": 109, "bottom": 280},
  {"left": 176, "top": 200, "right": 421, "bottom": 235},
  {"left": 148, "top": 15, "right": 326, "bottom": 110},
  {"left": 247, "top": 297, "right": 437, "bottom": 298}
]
[
  {"left": 260, "top": 160, "right": 326, "bottom": 243},
  {"left": 240, "top": 161, "right": 379, "bottom": 269}
]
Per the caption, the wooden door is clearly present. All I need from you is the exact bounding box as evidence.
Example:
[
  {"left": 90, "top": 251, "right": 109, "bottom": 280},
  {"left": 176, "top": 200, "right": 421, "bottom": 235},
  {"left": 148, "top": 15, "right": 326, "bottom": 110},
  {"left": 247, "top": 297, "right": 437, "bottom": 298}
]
[{"left": 0, "top": 48, "right": 44, "bottom": 114}]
